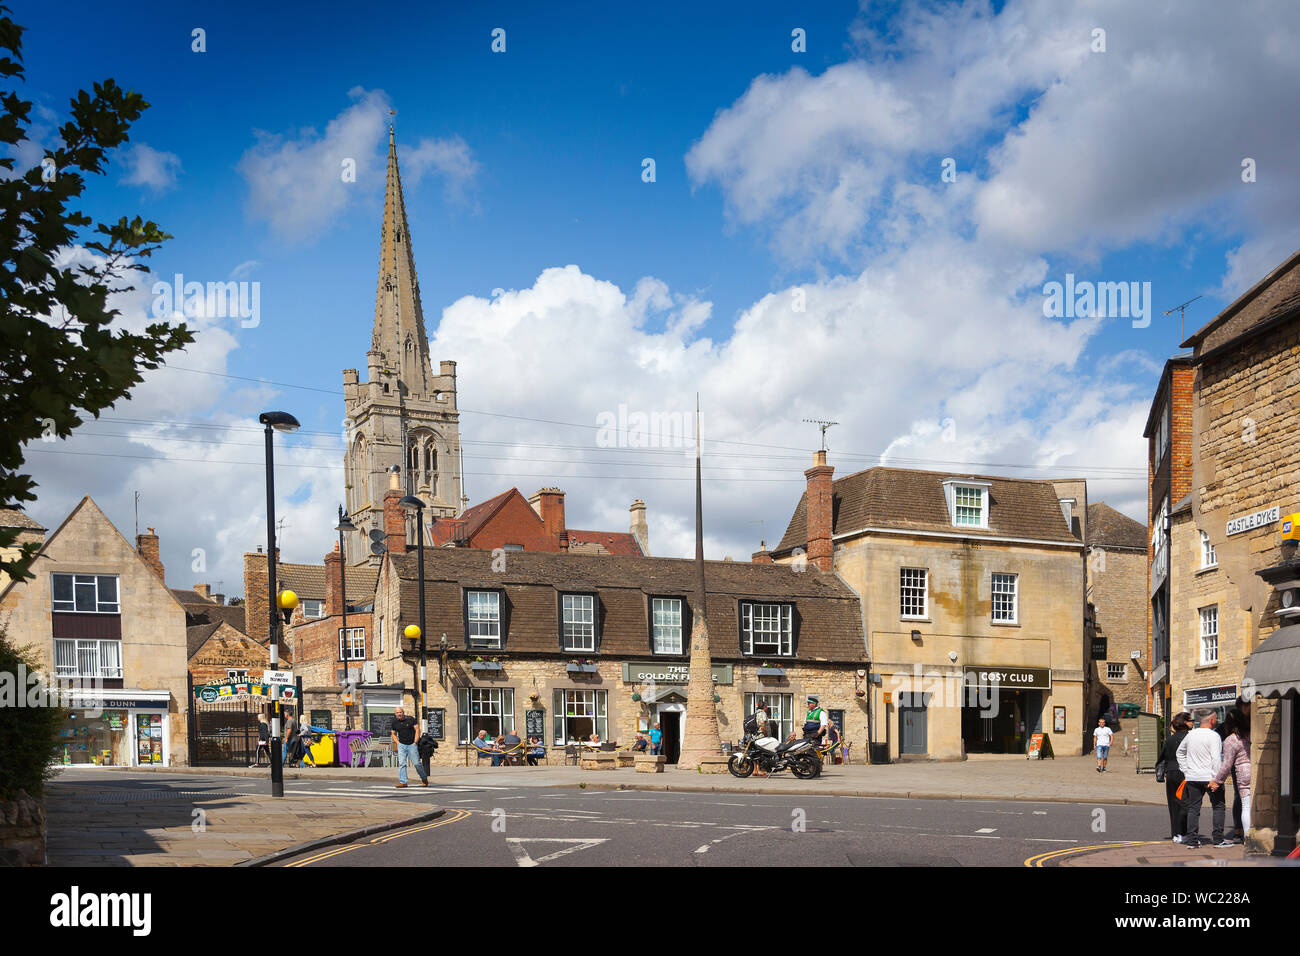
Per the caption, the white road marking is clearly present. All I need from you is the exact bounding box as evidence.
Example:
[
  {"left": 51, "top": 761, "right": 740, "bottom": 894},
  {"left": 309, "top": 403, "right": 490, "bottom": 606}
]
[
  {"left": 1032, "top": 811, "right": 1048, "bottom": 815},
  {"left": 975, "top": 827, "right": 998, "bottom": 834},
  {"left": 506, "top": 838, "right": 609, "bottom": 867},
  {"left": 1025, "top": 838, "right": 1078, "bottom": 843},
  {"left": 694, "top": 829, "right": 756, "bottom": 854}
]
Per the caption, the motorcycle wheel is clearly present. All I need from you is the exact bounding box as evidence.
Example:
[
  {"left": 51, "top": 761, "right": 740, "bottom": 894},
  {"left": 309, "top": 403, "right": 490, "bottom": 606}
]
[
  {"left": 791, "top": 755, "right": 820, "bottom": 779},
  {"left": 728, "top": 755, "right": 755, "bottom": 778}
]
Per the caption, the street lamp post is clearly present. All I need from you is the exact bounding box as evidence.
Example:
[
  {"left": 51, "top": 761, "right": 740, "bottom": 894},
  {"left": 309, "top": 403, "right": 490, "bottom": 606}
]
[
  {"left": 259, "top": 410, "right": 300, "bottom": 798},
  {"left": 336, "top": 507, "right": 355, "bottom": 730},
  {"left": 399, "top": 496, "right": 428, "bottom": 739}
]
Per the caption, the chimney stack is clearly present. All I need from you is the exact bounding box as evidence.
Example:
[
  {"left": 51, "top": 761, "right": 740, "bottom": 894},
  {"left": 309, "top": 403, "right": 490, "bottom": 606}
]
[
  {"left": 325, "top": 542, "right": 345, "bottom": 616},
  {"left": 529, "top": 488, "right": 568, "bottom": 550},
  {"left": 136, "top": 527, "right": 164, "bottom": 582},
  {"left": 243, "top": 550, "right": 269, "bottom": 639},
  {"left": 751, "top": 541, "right": 773, "bottom": 564},
  {"left": 804, "top": 450, "right": 835, "bottom": 572},
  {"left": 384, "top": 468, "right": 408, "bottom": 554},
  {"left": 629, "top": 499, "right": 650, "bottom": 556},
  {"left": 193, "top": 583, "right": 212, "bottom": 601}
]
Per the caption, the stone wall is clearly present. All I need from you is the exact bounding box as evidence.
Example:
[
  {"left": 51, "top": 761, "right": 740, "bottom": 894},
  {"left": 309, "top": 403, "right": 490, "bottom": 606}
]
[
  {"left": 188, "top": 627, "right": 271, "bottom": 685},
  {"left": 1087, "top": 545, "right": 1148, "bottom": 714},
  {"left": 0, "top": 792, "right": 45, "bottom": 866}
]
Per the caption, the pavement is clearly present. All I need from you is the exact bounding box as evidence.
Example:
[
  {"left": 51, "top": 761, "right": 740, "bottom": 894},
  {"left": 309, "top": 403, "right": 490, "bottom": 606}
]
[
  {"left": 44, "top": 777, "right": 434, "bottom": 867},
  {"left": 121, "top": 751, "right": 1170, "bottom": 805}
]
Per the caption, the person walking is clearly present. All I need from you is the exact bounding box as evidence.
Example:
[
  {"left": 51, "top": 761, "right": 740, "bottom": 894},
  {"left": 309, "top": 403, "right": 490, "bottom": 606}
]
[
  {"left": 1177, "top": 708, "right": 1226, "bottom": 848},
  {"left": 1158, "top": 712, "right": 1191, "bottom": 842},
  {"left": 389, "top": 705, "right": 429, "bottom": 788},
  {"left": 253, "top": 714, "right": 271, "bottom": 768},
  {"left": 1213, "top": 709, "right": 1251, "bottom": 843},
  {"left": 1092, "top": 716, "right": 1115, "bottom": 772}
]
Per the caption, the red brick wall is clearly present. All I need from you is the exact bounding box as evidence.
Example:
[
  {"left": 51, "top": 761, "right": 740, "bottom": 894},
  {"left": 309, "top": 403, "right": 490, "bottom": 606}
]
[
  {"left": 1170, "top": 365, "right": 1195, "bottom": 506},
  {"left": 290, "top": 611, "right": 374, "bottom": 688},
  {"left": 384, "top": 490, "right": 407, "bottom": 555},
  {"left": 471, "top": 493, "right": 558, "bottom": 552}
]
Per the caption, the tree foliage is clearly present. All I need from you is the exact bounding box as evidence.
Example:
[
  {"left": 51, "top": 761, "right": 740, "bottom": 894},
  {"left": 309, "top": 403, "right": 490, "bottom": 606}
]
[{"left": 0, "top": 5, "right": 193, "bottom": 582}]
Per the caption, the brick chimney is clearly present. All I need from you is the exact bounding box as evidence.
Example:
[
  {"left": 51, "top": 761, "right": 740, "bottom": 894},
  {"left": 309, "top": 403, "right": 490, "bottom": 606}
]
[
  {"left": 243, "top": 548, "right": 268, "bottom": 639},
  {"left": 193, "top": 583, "right": 212, "bottom": 601},
  {"left": 135, "top": 527, "right": 164, "bottom": 582},
  {"left": 529, "top": 488, "right": 568, "bottom": 550},
  {"left": 751, "top": 541, "right": 773, "bottom": 564},
  {"left": 629, "top": 499, "right": 650, "bottom": 556},
  {"left": 804, "top": 450, "right": 835, "bottom": 572},
  {"left": 384, "top": 468, "right": 408, "bottom": 554},
  {"left": 325, "top": 542, "right": 344, "bottom": 616}
]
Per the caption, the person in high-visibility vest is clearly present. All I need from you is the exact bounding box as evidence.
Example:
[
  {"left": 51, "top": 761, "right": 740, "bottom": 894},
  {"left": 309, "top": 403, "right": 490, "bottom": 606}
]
[{"left": 802, "top": 695, "right": 830, "bottom": 743}]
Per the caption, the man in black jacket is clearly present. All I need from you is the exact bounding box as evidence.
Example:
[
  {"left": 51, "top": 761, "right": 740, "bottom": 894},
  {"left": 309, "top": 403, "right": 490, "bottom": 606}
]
[{"left": 1160, "top": 712, "right": 1192, "bottom": 842}]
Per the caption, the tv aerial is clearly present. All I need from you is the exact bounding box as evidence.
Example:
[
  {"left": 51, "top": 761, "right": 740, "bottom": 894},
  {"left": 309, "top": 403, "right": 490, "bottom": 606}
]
[{"left": 802, "top": 419, "right": 839, "bottom": 451}]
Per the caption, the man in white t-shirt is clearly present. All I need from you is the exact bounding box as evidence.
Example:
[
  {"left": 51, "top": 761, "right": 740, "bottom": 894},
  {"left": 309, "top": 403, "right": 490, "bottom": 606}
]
[{"left": 1093, "top": 717, "right": 1115, "bottom": 773}]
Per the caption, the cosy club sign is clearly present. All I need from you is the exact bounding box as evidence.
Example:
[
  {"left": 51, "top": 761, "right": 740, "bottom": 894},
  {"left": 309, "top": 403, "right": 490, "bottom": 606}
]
[{"left": 963, "top": 667, "right": 1052, "bottom": 690}]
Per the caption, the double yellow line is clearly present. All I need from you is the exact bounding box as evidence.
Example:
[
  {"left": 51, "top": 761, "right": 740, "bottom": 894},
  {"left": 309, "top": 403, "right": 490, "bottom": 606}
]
[
  {"left": 286, "top": 809, "right": 472, "bottom": 867},
  {"left": 1024, "top": 840, "right": 1163, "bottom": 867}
]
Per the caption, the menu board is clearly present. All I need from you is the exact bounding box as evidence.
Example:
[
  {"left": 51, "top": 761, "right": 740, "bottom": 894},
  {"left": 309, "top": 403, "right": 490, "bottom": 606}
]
[
  {"left": 310, "top": 710, "right": 333, "bottom": 731},
  {"left": 368, "top": 709, "right": 396, "bottom": 737},
  {"left": 525, "top": 709, "right": 546, "bottom": 738},
  {"left": 828, "top": 709, "right": 845, "bottom": 737},
  {"left": 427, "top": 708, "right": 445, "bottom": 740}
]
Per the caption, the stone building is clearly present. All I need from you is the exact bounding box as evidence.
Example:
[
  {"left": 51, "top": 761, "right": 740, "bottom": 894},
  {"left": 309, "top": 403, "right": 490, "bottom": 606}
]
[
  {"left": 429, "top": 486, "right": 649, "bottom": 556},
  {"left": 363, "top": 482, "right": 866, "bottom": 765},
  {"left": 1143, "top": 355, "right": 1196, "bottom": 719},
  {"left": 0, "top": 497, "right": 189, "bottom": 766},
  {"left": 187, "top": 621, "right": 271, "bottom": 686},
  {"left": 0, "top": 508, "right": 46, "bottom": 593},
  {"left": 342, "top": 128, "right": 462, "bottom": 561},
  {"left": 764, "top": 453, "right": 1088, "bottom": 759},
  {"left": 1150, "top": 245, "right": 1300, "bottom": 853},
  {"left": 1085, "top": 501, "right": 1150, "bottom": 724}
]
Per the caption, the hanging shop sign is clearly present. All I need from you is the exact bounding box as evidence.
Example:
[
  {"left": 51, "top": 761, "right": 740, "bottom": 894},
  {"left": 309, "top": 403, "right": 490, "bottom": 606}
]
[{"left": 195, "top": 681, "right": 296, "bottom": 703}]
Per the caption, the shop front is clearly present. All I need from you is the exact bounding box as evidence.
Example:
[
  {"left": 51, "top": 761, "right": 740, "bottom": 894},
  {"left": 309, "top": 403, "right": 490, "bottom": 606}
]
[
  {"left": 961, "top": 666, "right": 1050, "bottom": 755},
  {"left": 1182, "top": 683, "right": 1240, "bottom": 724},
  {"left": 622, "top": 660, "right": 732, "bottom": 764},
  {"left": 58, "top": 690, "right": 172, "bottom": 767}
]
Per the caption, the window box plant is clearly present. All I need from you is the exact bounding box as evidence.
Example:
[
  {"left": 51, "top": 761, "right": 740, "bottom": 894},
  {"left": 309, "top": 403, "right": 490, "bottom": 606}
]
[
  {"left": 566, "top": 658, "right": 599, "bottom": 674},
  {"left": 756, "top": 661, "right": 786, "bottom": 678},
  {"left": 471, "top": 656, "right": 503, "bottom": 673}
]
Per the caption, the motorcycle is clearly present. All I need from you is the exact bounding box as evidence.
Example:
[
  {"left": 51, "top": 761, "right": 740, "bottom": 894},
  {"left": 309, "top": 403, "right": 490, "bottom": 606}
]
[{"left": 728, "top": 734, "right": 822, "bottom": 779}]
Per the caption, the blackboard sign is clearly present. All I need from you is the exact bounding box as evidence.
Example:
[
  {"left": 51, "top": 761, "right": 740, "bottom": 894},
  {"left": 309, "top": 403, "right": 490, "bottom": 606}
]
[
  {"left": 368, "top": 709, "right": 396, "bottom": 737},
  {"left": 427, "top": 708, "right": 445, "bottom": 740},
  {"left": 311, "top": 710, "right": 333, "bottom": 731},
  {"left": 525, "top": 709, "right": 546, "bottom": 738},
  {"left": 828, "top": 709, "right": 845, "bottom": 737}
]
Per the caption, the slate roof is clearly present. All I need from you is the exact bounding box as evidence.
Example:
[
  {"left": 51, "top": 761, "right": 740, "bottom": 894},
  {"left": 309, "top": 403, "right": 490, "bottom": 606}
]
[
  {"left": 183, "top": 601, "right": 249, "bottom": 635},
  {"left": 170, "top": 587, "right": 213, "bottom": 605},
  {"left": 775, "top": 467, "right": 1082, "bottom": 554},
  {"left": 389, "top": 548, "right": 866, "bottom": 662},
  {"left": 186, "top": 622, "right": 222, "bottom": 658},
  {"left": 568, "top": 529, "right": 644, "bottom": 556},
  {"left": 277, "top": 562, "right": 378, "bottom": 604},
  {"left": 1086, "top": 502, "right": 1146, "bottom": 551},
  {"left": 0, "top": 508, "right": 44, "bottom": 531}
]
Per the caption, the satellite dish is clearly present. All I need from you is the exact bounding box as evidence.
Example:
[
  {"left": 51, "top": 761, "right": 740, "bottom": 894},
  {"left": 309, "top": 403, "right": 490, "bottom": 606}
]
[
  {"left": 369, "top": 528, "right": 386, "bottom": 542},
  {"left": 370, "top": 541, "right": 387, "bottom": 556}
]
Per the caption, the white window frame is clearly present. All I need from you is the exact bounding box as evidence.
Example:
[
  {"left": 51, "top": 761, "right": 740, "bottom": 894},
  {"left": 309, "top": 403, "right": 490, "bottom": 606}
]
[
  {"left": 651, "top": 597, "right": 683, "bottom": 655},
  {"left": 1106, "top": 662, "right": 1127, "bottom": 681},
  {"left": 227, "top": 668, "right": 248, "bottom": 680},
  {"left": 378, "top": 617, "right": 384, "bottom": 655},
  {"left": 338, "top": 627, "right": 365, "bottom": 660},
  {"left": 467, "top": 590, "right": 502, "bottom": 648},
  {"left": 562, "top": 593, "right": 596, "bottom": 652},
  {"left": 300, "top": 599, "right": 324, "bottom": 619},
  {"left": 1199, "top": 605, "right": 1219, "bottom": 666},
  {"left": 740, "top": 602, "right": 793, "bottom": 657},
  {"left": 1200, "top": 531, "right": 1217, "bottom": 569},
  {"left": 991, "top": 572, "right": 1018, "bottom": 624},
  {"left": 552, "top": 689, "right": 608, "bottom": 745},
  {"left": 900, "top": 567, "right": 928, "bottom": 620},
  {"left": 458, "top": 687, "right": 515, "bottom": 744},
  {"left": 54, "top": 638, "right": 123, "bottom": 679},
  {"left": 942, "top": 479, "right": 991, "bottom": 529},
  {"left": 52, "top": 573, "right": 120, "bottom": 614},
  {"left": 744, "top": 692, "right": 793, "bottom": 741}
]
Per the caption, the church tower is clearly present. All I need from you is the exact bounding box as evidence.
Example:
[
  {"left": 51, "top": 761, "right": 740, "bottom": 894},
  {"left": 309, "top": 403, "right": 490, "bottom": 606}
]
[{"left": 342, "top": 127, "right": 463, "bottom": 562}]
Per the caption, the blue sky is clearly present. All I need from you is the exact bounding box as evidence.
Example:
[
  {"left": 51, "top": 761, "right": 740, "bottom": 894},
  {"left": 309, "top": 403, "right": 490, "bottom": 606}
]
[{"left": 14, "top": 0, "right": 1300, "bottom": 594}]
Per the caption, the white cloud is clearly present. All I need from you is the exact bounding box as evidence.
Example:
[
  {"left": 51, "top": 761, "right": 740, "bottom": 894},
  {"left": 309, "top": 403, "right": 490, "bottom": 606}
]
[
  {"left": 119, "top": 143, "right": 182, "bottom": 192},
  {"left": 236, "top": 88, "right": 392, "bottom": 241},
  {"left": 403, "top": 135, "right": 480, "bottom": 203}
]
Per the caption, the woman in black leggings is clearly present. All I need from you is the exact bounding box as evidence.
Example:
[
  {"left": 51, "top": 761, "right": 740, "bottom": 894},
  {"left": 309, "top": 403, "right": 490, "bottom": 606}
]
[{"left": 1159, "top": 712, "right": 1192, "bottom": 842}]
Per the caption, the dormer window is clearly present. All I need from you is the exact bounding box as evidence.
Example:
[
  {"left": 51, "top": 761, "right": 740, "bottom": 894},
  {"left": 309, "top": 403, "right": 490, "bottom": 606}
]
[{"left": 942, "top": 479, "right": 991, "bottom": 529}]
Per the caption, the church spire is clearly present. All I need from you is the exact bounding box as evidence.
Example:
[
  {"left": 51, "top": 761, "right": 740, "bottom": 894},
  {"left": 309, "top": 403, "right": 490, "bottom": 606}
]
[{"left": 372, "top": 126, "right": 435, "bottom": 398}]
